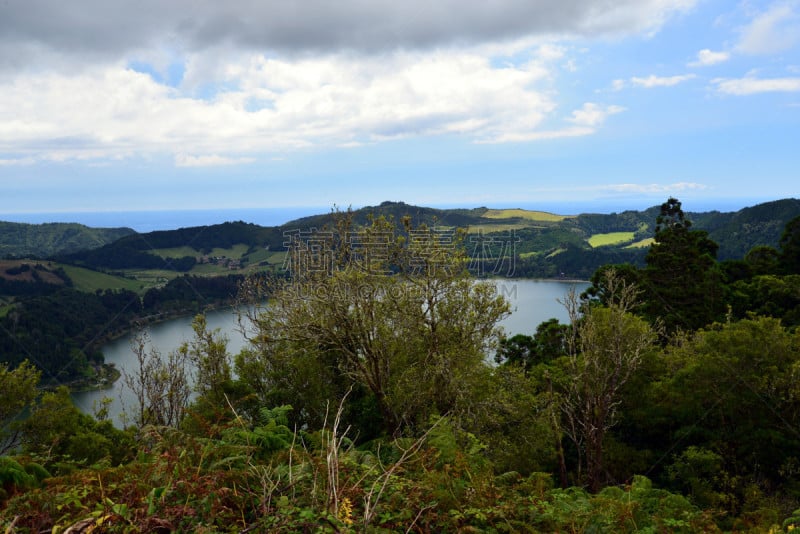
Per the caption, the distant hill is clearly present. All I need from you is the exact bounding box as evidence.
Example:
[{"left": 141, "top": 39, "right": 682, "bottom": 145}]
[
  {"left": 0, "top": 221, "right": 135, "bottom": 258},
  {"left": 690, "top": 199, "right": 800, "bottom": 260},
  {"left": 9, "top": 199, "right": 800, "bottom": 281},
  {"left": 58, "top": 221, "right": 285, "bottom": 272}
]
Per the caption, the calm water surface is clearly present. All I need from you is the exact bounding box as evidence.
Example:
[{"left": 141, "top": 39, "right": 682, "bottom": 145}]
[{"left": 73, "top": 279, "right": 588, "bottom": 424}]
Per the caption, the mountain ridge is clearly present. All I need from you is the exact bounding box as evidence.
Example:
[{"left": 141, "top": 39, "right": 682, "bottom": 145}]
[{"left": 4, "top": 199, "right": 799, "bottom": 279}]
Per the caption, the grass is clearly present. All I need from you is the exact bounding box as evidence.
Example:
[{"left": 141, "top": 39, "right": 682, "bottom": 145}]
[
  {"left": 210, "top": 244, "right": 250, "bottom": 258},
  {"left": 625, "top": 238, "right": 656, "bottom": 249},
  {"left": 60, "top": 265, "right": 146, "bottom": 293},
  {"left": 482, "top": 209, "right": 570, "bottom": 222},
  {"left": 151, "top": 246, "right": 199, "bottom": 258},
  {"left": 153, "top": 244, "right": 251, "bottom": 259},
  {"left": 244, "top": 247, "right": 272, "bottom": 263},
  {"left": 587, "top": 232, "right": 636, "bottom": 248},
  {"left": 466, "top": 223, "right": 532, "bottom": 234},
  {"left": 261, "top": 251, "right": 287, "bottom": 266}
]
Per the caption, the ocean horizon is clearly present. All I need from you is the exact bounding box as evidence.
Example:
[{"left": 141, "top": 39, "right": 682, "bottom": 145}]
[{"left": 0, "top": 207, "right": 329, "bottom": 233}]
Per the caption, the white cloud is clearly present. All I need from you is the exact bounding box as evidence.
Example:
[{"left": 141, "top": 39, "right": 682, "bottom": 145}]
[
  {"left": 602, "top": 182, "right": 707, "bottom": 194},
  {"left": 688, "top": 48, "right": 730, "bottom": 67},
  {"left": 714, "top": 76, "right": 800, "bottom": 95},
  {"left": 737, "top": 1, "right": 800, "bottom": 55},
  {"left": 630, "top": 74, "right": 696, "bottom": 88},
  {"left": 1, "top": 47, "right": 609, "bottom": 162},
  {"left": 568, "top": 102, "right": 625, "bottom": 127},
  {"left": 0, "top": 157, "right": 36, "bottom": 166},
  {"left": 175, "top": 154, "right": 256, "bottom": 167},
  {"left": 483, "top": 102, "right": 624, "bottom": 143}
]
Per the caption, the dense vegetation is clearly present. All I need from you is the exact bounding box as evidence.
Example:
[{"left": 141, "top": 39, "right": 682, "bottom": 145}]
[
  {"left": 57, "top": 221, "right": 284, "bottom": 272},
  {"left": 0, "top": 222, "right": 134, "bottom": 259},
  {"left": 0, "top": 275, "right": 243, "bottom": 384},
  {"left": 2, "top": 201, "right": 800, "bottom": 532}
]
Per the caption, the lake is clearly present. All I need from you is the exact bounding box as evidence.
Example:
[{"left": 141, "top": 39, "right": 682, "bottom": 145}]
[{"left": 72, "top": 278, "right": 588, "bottom": 424}]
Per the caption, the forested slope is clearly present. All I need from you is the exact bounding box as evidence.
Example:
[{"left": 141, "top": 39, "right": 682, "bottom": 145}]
[{"left": 0, "top": 221, "right": 134, "bottom": 258}]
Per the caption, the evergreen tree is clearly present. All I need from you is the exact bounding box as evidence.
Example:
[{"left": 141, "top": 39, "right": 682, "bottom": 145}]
[
  {"left": 779, "top": 215, "right": 800, "bottom": 274},
  {"left": 642, "top": 198, "right": 725, "bottom": 333}
]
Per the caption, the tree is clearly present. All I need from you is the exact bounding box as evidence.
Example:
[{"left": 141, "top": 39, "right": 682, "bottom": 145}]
[
  {"left": 495, "top": 318, "right": 568, "bottom": 372},
  {"left": 237, "top": 214, "right": 510, "bottom": 437},
  {"left": 122, "top": 329, "right": 190, "bottom": 428},
  {"left": 658, "top": 317, "right": 800, "bottom": 513},
  {"left": 184, "top": 314, "right": 232, "bottom": 404},
  {"left": 0, "top": 361, "right": 40, "bottom": 454},
  {"left": 20, "top": 387, "right": 133, "bottom": 469},
  {"left": 779, "top": 215, "right": 800, "bottom": 274},
  {"left": 744, "top": 245, "right": 780, "bottom": 276},
  {"left": 561, "top": 268, "right": 659, "bottom": 492},
  {"left": 642, "top": 198, "right": 725, "bottom": 333}
]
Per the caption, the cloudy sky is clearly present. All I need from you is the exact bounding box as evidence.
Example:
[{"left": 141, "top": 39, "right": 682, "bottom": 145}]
[{"left": 1, "top": 0, "right": 799, "bottom": 221}]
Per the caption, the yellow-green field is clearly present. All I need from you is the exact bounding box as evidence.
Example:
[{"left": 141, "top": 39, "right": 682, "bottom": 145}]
[
  {"left": 482, "top": 208, "right": 570, "bottom": 222},
  {"left": 625, "top": 238, "right": 656, "bottom": 249},
  {"left": 466, "top": 223, "right": 532, "bottom": 234},
  {"left": 519, "top": 251, "right": 540, "bottom": 259},
  {"left": 587, "top": 232, "right": 636, "bottom": 248}
]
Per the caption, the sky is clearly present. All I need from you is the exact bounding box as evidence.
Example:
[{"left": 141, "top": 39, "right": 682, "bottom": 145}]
[{"left": 1, "top": 0, "right": 799, "bottom": 222}]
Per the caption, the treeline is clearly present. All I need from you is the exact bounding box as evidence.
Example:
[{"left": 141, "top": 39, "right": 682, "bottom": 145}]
[{"left": 0, "top": 275, "right": 243, "bottom": 383}]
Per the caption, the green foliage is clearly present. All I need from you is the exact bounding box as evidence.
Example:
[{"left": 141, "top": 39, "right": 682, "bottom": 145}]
[
  {"left": 20, "top": 387, "right": 135, "bottom": 471},
  {"left": 780, "top": 215, "right": 800, "bottom": 274},
  {"left": 642, "top": 198, "right": 726, "bottom": 333},
  {"left": 0, "top": 360, "right": 39, "bottom": 453},
  {"left": 0, "top": 221, "right": 134, "bottom": 259},
  {"left": 239, "top": 214, "right": 510, "bottom": 436},
  {"left": 495, "top": 318, "right": 568, "bottom": 372},
  {"left": 222, "top": 405, "right": 296, "bottom": 461}
]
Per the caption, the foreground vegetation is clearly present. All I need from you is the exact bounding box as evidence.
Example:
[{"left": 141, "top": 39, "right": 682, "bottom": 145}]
[{"left": 2, "top": 200, "right": 800, "bottom": 532}]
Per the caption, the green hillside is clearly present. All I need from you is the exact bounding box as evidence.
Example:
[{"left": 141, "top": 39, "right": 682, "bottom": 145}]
[
  {"left": 3, "top": 199, "right": 798, "bottom": 286},
  {"left": 0, "top": 221, "right": 135, "bottom": 258}
]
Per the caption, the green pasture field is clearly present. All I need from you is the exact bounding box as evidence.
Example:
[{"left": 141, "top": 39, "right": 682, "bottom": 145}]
[
  {"left": 625, "top": 238, "right": 656, "bottom": 249},
  {"left": 210, "top": 244, "right": 250, "bottom": 258},
  {"left": 587, "top": 232, "right": 636, "bottom": 248},
  {"left": 244, "top": 247, "right": 272, "bottom": 264},
  {"left": 59, "top": 265, "right": 144, "bottom": 293},
  {"left": 151, "top": 246, "right": 198, "bottom": 258},
  {"left": 260, "top": 251, "right": 287, "bottom": 266},
  {"left": 482, "top": 208, "right": 570, "bottom": 222}
]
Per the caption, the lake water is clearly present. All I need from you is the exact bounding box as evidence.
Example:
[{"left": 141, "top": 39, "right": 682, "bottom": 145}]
[{"left": 72, "top": 279, "right": 588, "bottom": 424}]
